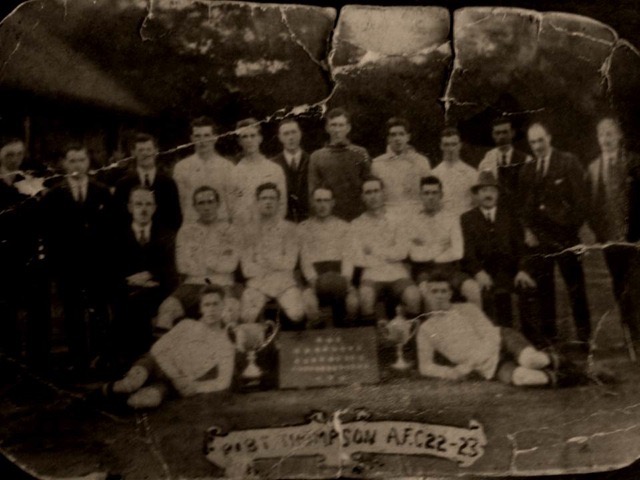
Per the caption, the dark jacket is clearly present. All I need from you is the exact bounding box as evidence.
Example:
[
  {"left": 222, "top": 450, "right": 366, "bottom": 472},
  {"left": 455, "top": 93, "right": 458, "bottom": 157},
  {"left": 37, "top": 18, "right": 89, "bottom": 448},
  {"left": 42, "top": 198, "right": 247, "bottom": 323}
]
[
  {"left": 461, "top": 206, "right": 525, "bottom": 287},
  {"left": 270, "top": 150, "right": 310, "bottom": 222},
  {"left": 113, "top": 169, "right": 182, "bottom": 231},
  {"left": 518, "top": 149, "right": 587, "bottom": 246}
]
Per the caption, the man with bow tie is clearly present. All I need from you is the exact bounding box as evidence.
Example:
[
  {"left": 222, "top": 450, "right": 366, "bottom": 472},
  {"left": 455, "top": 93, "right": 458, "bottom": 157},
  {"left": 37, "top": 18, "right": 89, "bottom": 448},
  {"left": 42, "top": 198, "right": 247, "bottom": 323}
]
[
  {"left": 518, "top": 122, "right": 590, "bottom": 348},
  {"left": 270, "top": 117, "right": 310, "bottom": 223},
  {"left": 113, "top": 186, "right": 177, "bottom": 365},
  {"left": 114, "top": 133, "right": 182, "bottom": 232},
  {"left": 586, "top": 117, "right": 640, "bottom": 354},
  {"left": 461, "top": 171, "right": 537, "bottom": 328}
]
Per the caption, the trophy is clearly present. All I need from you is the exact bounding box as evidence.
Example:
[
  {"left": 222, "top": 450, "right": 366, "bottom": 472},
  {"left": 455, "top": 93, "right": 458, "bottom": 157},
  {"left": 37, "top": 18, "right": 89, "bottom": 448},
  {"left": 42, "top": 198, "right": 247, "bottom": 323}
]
[
  {"left": 229, "top": 320, "right": 279, "bottom": 381},
  {"left": 378, "top": 307, "right": 419, "bottom": 370}
]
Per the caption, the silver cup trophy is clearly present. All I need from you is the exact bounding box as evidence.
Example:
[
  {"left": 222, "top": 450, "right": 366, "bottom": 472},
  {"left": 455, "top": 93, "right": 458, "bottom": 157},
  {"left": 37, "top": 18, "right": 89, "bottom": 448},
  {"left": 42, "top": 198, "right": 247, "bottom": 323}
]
[
  {"left": 379, "top": 307, "right": 419, "bottom": 370},
  {"left": 229, "top": 320, "right": 279, "bottom": 380}
]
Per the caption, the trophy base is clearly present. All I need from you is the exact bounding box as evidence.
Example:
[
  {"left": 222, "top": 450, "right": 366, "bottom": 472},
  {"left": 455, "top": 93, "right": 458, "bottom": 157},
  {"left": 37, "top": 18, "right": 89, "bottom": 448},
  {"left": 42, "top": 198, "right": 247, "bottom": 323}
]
[{"left": 390, "top": 360, "right": 413, "bottom": 371}]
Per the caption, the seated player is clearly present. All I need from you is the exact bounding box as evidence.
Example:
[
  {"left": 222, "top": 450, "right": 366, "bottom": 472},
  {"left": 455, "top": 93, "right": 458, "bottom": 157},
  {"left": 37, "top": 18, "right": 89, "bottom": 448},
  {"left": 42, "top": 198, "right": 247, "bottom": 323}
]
[
  {"left": 156, "top": 186, "right": 240, "bottom": 332},
  {"left": 460, "top": 171, "right": 537, "bottom": 327},
  {"left": 299, "top": 186, "right": 359, "bottom": 327},
  {"left": 240, "top": 182, "right": 305, "bottom": 325},
  {"left": 350, "top": 176, "right": 421, "bottom": 324},
  {"left": 406, "top": 176, "right": 481, "bottom": 309},
  {"left": 417, "top": 275, "right": 579, "bottom": 387},
  {"left": 113, "top": 186, "right": 177, "bottom": 365},
  {"left": 105, "top": 286, "right": 235, "bottom": 409}
]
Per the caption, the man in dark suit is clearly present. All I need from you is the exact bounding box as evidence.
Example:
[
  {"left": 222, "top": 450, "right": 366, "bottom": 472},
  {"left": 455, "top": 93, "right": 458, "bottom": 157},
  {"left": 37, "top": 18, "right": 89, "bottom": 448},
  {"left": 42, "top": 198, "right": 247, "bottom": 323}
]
[
  {"left": 518, "top": 122, "right": 590, "bottom": 347},
  {"left": 42, "top": 143, "right": 116, "bottom": 376},
  {"left": 113, "top": 186, "right": 177, "bottom": 365},
  {"left": 477, "top": 117, "right": 527, "bottom": 215},
  {"left": 0, "top": 137, "right": 50, "bottom": 366},
  {"left": 461, "top": 171, "right": 537, "bottom": 329},
  {"left": 271, "top": 117, "right": 309, "bottom": 223},
  {"left": 586, "top": 117, "right": 640, "bottom": 352},
  {"left": 114, "top": 133, "right": 182, "bottom": 231}
]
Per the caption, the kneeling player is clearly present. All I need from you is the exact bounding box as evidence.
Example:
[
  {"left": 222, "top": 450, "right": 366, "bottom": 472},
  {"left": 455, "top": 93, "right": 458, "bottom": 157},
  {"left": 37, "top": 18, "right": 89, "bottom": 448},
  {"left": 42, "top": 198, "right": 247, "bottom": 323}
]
[{"left": 105, "top": 286, "right": 235, "bottom": 409}]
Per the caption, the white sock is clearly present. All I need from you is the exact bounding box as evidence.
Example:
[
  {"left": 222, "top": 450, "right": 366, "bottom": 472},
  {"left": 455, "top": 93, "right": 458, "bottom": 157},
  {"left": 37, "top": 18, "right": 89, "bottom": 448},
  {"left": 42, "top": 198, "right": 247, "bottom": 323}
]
[
  {"left": 512, "top": 366, "right": 550, "bottom": 386},
  {"left": 113, "top": 365, "right": 148, "bottom": 393}
]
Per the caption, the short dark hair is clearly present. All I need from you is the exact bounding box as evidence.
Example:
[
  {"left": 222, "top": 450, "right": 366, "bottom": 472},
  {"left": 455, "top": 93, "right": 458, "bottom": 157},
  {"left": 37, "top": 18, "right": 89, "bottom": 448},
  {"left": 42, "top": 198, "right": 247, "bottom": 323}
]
[
  {"left": 256, "top": 182, "right": 280, "bottom": 199},
  {"left": 361, "top": 175, "right": 384, "bottom": 192},
  {"left": 420, "top": 175, "right": 443, "bottom": 191},
  {"left": 528, "top": 121, "right": 550, "bottom": 135},
  {"left": 311, "top": 184, "right": 335, "bottom": 199},
  {"left": 325, "top": 107, "right": 351, "bottom": 123},
  {"left": 278, "top": 117, "right": 300, "bottom": 130},
  {"left": 491, "top": 117, "right": 513, "bottom": 129},
  {"left": 129, "top": 185, "right": 155, "bottom": 203},
  {"left": 192, "top": 185, "right": 220, "bottom": 204},
  {"left": 132, "top": 132, "right": 158, "bottom": 150},
  {"left": 0, "top": 137, "right": 24, "bottom": 149},
  {"left": 386, "top": 117, "right": 410, "bottom": 134},
  {"left": 200, "top": 284, "right": 226, "bottom": 300},
  {"left": 236, "top": 118, "right": 261, "bottom": 133},
  {"left": 191, "top": 116, "right": 217, "bottom": 132},
  {"left": 440, "top": 127, "right": 460, "bottom": 139},
  {"left": 426, "top": 273, "right": 453, "bottom": 286},
  {"left": 62, "top": 142, "right": 87, "bottom": 157}
]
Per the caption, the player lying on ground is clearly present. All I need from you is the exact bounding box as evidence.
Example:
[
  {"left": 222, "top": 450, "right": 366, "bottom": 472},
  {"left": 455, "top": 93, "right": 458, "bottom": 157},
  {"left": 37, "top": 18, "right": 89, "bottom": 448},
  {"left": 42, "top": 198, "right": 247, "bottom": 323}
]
[
  {"left": 416, "top": 274, "right": 585, "bottom": 387},
  {"left": 101, "top": 285, "right": 235, "bottom": 409}
]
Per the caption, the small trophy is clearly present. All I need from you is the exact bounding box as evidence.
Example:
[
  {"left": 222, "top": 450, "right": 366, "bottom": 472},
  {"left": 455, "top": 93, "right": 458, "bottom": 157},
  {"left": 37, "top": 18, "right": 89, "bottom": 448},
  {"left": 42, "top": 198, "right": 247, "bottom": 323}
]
[
  {"left": 229, "top": 320, "right": 279, "bottom": 381},
  {"left": 378, "top": 307, "right": 419, "bottom": 370}
]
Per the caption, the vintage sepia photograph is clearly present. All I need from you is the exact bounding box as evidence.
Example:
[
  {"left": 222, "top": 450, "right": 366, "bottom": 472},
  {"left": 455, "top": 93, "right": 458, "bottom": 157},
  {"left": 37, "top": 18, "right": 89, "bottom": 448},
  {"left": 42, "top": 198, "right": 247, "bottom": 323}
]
[{"left": 2, "top": 0, "right": 640, "bottom": 478}]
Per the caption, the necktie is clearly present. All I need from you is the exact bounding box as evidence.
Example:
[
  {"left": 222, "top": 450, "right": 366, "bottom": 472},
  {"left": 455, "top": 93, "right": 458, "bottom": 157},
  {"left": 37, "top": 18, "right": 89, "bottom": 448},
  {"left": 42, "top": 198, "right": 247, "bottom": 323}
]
[
  {"left": 537, "top": 157, "right": 546, "bottom": 179},
  {"left": 485, "top": 210, "right": 492, "bottom": 223},
  {"left": 144, "top": 173, "right": 151, "bottom": 187},
  {"left": 76, "top": 182, "right": 84, "bottom": 203},
  {"left": 500, "top": 152, "right": 508, "bottom": 167},
  {"left": 139, "top": 228, "right": 148, "bottom": 245},
  {"left": 290, "top": 155, "right": 298, "bottom": 172}
]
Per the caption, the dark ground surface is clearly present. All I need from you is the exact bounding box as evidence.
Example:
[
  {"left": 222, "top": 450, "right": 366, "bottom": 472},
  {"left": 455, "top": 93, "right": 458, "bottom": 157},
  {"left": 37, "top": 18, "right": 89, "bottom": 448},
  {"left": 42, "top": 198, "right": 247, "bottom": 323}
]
[{"left": 1, "top": 249, "right": 640, "bottom": 479}]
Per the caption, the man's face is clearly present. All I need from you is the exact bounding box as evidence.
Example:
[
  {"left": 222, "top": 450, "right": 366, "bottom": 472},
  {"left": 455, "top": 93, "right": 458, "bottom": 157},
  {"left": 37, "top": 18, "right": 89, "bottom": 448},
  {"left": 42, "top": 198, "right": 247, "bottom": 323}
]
[
  {"left": 597, "top": 119, "right": 622, "bottom": 154},
  {"left": 238, "top": 125, "right": 262, "bottom": 155},
  {"left": 191, "top": 126, "right": 216, "bottom": 155},
  {"left": 257, "top": 189, "right": 279, "bottom": 218},
  {"left": 200, "top": 293, "right": 225, "bottom": 326},
  {"left": 278, "top": 121, "right": 302, "bottom": 152},
  {"left": 326, "top": 115, "right": 351, "bottom": 144},
  {"left": 491, "top": 123, "right": 514, "bottom": 147},
  {"left": 194, "top": 190, "right": 218, "bottom": 224},
  {"left": 62, "top": 149, "right": 90, "bottom": 176},
  {"left": 362, "top": 180, "right": 384, "bottom": 211},
  {"left": 527, "top": 125, "right": 552, "bottom": 159},
  {"left": 312, "top": 188, "right": 335, "bottom": 218},
  {"left": 476, "top": 185, "right": 499, "bottom": 209},
  {"left": 128, "top": 189, "right": 156, "bottom": 225},
  {"left": 133, "top": 140, "right": 157, "bottom": 170},
  {"left": 440, "top": 134, "right": 461, "bottom": 162},
  {"left": 388, "top": 126, "right": 410, "bottom": 154},
  {"left": 0, "top": 141, "right": 25, "bottom": 172},
  {"left": 425, "top": 281, "right": 453, "bottom": 311},
  {"left": 420, "top": 184, "right": 442, "bottom": 213}
]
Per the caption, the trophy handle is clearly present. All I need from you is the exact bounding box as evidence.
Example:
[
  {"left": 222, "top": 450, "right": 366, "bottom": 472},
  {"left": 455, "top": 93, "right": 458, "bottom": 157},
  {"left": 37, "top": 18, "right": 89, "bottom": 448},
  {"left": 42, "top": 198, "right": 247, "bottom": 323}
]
[{"left": 258, "top": 320, "right": 279, "bottom": 351}]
